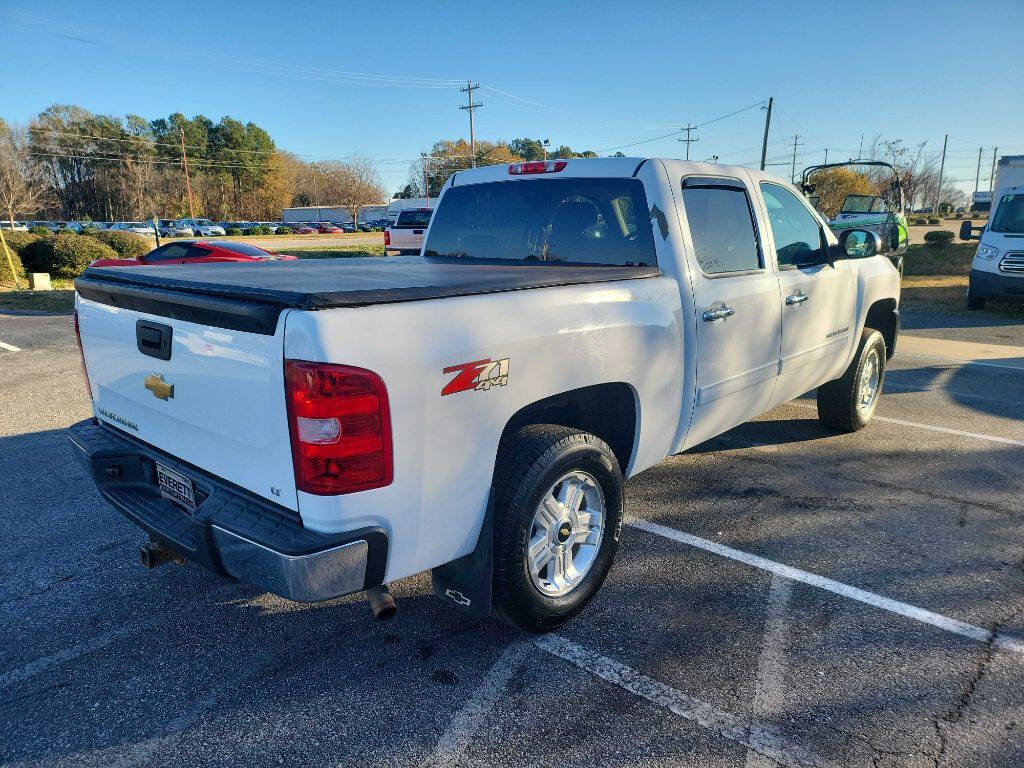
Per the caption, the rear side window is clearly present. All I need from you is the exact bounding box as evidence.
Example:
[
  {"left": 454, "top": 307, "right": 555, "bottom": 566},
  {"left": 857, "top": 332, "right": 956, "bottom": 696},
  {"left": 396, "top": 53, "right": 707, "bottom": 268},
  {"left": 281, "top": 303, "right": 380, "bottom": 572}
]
[
  {"left": 681, "top": 181, "right": 761, "bottom": 274},
  {"left": 209, "top": 242, "right": 270, "bottom": 257},
  {"left": 424, "top": 178, "right": 657, "bottom": 267},
  {"left": 395, "top": 209, "right": 433, "bottom": 228},
  {"left": 144, "top": 244, "right": 191, "bottom": 262}
]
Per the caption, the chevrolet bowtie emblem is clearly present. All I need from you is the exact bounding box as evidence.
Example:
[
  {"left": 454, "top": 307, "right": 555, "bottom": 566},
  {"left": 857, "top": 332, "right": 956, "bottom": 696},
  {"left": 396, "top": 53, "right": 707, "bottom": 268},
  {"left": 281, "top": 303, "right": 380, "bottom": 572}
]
[{"left": 144, "top": 373, "right": 174, "bottom": 400}]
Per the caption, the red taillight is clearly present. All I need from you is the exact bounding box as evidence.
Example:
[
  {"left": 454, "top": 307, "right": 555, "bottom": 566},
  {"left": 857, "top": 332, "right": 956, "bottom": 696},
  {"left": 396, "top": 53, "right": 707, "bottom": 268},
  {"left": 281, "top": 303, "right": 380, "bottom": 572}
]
[
  {"left": 284, "top": 360, "right": 393, "bottom": 495},
  {"left": 73, "top": 309, "right": 92, "bottom": 398},
  {"left": 383, "top": 230, "right": 390, "bottom": 246},
  {"left": 508, "top": 160, "right": 567, "bottom": 175}
]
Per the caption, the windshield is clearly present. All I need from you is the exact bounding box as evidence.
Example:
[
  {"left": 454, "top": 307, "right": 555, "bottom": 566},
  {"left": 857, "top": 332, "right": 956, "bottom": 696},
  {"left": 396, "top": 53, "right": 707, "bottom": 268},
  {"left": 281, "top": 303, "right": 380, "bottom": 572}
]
[
  {"left": 424, "top": 178, "right": 657, "bottom": 267},
  {"left": 991, "top": 193, "right": 1024, "bottom": 234},
  {"left": 196, "top": 219, "right": 214, "bottom": 226},
  {"left": 841, "top": 195, "right": 881, "bottom": 214}
]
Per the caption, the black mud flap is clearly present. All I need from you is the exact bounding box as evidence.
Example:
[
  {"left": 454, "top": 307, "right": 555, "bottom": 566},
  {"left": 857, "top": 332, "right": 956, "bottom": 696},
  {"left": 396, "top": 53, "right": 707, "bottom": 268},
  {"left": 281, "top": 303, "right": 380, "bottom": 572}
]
[{"left": 431, "top": 490, "right": 493, "bottom": 618}]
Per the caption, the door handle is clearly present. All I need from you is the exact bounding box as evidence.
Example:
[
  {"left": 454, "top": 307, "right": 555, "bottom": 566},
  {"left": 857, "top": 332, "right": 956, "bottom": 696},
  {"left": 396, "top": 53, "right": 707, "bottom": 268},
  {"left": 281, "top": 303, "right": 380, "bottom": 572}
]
[
  {"left": 702, "top": 306, "right": 736, "bottom": 322},
  {"left": 786, "top": 292, "right": 809, "bottom": 306}
]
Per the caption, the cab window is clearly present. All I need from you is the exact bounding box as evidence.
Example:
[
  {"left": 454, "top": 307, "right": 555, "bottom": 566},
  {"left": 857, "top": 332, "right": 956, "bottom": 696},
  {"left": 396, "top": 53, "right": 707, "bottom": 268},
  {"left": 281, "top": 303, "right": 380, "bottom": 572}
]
[
  {"left": 681, "top": 180, "right": 761, "bottom": 274},
  {"left": 759, "top": 183, "right": 825, "bottom": 267}
]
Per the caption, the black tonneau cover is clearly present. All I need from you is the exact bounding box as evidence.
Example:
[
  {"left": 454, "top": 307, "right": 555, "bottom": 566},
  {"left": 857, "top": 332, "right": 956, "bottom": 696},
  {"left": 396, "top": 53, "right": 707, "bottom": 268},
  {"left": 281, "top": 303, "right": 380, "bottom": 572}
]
[{"left": 75, "top": 256, "right": 661, "bottom": 335}]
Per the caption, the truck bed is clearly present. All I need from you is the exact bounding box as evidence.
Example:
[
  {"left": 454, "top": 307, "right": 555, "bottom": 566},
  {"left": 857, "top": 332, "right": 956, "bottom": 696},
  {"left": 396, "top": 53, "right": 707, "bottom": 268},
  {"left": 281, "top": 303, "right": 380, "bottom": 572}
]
[{"left": 75, "top": 256, "right": 661, "bottom": 334}]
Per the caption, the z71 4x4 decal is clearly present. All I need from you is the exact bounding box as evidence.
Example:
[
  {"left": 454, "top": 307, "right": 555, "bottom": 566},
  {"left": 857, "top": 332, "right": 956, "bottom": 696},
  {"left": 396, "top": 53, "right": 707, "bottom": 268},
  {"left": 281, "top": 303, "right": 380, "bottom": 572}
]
[{"left": 442, "top": 358, "right": 510, "bottom": 396}]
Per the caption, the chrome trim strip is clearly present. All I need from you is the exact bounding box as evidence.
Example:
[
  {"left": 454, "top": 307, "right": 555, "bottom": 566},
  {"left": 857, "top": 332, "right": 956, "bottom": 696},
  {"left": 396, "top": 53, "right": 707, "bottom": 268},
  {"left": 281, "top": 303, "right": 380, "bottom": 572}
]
[{"left": 212, "top": 527, "right": 368, "bottom": 602}]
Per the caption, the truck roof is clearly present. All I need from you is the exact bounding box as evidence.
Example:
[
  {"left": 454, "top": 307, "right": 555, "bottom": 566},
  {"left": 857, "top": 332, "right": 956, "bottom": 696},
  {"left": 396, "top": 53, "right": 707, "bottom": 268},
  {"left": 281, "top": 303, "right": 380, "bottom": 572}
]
[{"left": 447, "top": 156, "right": 777, "bottom": 186}]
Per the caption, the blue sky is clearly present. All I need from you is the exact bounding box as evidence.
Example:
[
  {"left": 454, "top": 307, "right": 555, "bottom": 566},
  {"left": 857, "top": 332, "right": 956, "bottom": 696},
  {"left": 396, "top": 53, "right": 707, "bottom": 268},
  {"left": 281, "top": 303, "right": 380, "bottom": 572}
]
[{"left": 2, "top": 0, "right": 1022, "bottom": 196}]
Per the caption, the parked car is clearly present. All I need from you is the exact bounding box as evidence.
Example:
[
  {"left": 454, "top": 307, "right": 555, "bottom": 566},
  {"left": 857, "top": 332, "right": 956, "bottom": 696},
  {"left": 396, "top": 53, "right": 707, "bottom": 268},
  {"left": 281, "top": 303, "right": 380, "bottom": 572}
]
[
  {"left": 338, "top": 222, "right": 356, "bottom": 233},
  {"left": 108, "top": 222, "right": 156, "bottom": 236},
  {"left": 29, "top": 221, "right": 65, "bottom": 232},
  {"left": 71, "top": 157, "right": 900, "bottom": 631},
  {"left": 156, "top": 219, "right": 190, "bottom": 237},
  {"left": 288, "top": 223, "right": 317, "bottom": 234},
  {"left": 384, "top": 208, "right": 433, "bottom": 254},
  {"left": 171, "top": 218, "right": 225, "bottom": 237},
  {"left": 0, "top": 221, "right": 29, "bottom": 232},
  {"left": 62, "top": 221, "right": 106, "bottom": 233},
  {"left": 88, "top": 240, "right": 298, "bottom": 268},
  {"left": 313, "top": 222, "right": 343, "bottom": 234}
]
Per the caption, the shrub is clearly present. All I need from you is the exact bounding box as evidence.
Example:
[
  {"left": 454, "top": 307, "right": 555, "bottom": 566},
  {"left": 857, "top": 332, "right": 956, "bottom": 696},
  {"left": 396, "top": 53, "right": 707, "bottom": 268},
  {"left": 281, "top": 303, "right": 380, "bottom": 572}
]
[
  {"left": 259, "top": 225, "right": 274, "bottom": 235},
  {"left": 924, "top": 230, "right": 955, "bottom": 247},
  {"left": 244, "top": 227, "right": 262, "bottom": 236},
  {"left": 28, "top": 226, "right": 51, "bottom": 236},
  {"left": 50, "top": 232, "right": 119, "bottom": 276},
  {"left": 0, "top": 230, "right": 41, "bottom": 256},
  {"left": 275, "top": 226, "right": 292, "bottom": 235},
  {"left": 19, "top": 236, "right": 55, "bottom": 273},
  {"left": 0, "top": 243, "right": 25, "bottom": 285},
  {"left": 927, "top": 217, "right": 941, "bottom": 225},
  {"left": 226, "top": 227, "right": 243, "bottom": 236},
  {"left": 83, "top": 229, "right": 150, "bottom": 259}
]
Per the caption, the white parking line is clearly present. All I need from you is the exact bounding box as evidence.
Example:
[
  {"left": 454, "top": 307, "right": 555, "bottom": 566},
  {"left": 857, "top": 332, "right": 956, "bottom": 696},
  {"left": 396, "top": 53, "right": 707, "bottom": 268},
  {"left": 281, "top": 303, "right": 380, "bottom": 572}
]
[
  {"left": 420, "top": 641, "right": 532, "bottom": 768},
  {"left": 0, "top": 340, "right": 21, "bottom": 352},
  {"left": 744, "top": 574, "right": 793, "bottom": 768},
  {"left": 786, "top": 401, "right": 1024, "bottom": 448},
  {"left": 535, "top": 634, "right": 828, "bottom": 768},
  {"left": 625, "top": 517, "right": 1024, "bottom": 655}
]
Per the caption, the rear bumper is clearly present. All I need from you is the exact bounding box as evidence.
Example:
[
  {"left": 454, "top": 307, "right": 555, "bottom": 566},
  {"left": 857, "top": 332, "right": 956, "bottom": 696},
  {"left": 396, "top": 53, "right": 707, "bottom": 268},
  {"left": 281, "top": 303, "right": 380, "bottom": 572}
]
[
  {"left": 970, "top": 269, "right": 1024, "bottom": 303},
  {"left": 67, "top": 419, "right": 387, "bottom": 602}
]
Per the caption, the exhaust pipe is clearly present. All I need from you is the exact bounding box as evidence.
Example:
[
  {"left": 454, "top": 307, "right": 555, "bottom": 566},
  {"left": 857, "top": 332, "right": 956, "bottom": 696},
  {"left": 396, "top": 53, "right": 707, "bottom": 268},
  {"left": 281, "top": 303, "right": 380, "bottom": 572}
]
[
  {"left": 139, "top": 541, "right": 183, "bottom": 569},
  {"left": 366, "top": 585, "right": 397, "bottom": 621}
]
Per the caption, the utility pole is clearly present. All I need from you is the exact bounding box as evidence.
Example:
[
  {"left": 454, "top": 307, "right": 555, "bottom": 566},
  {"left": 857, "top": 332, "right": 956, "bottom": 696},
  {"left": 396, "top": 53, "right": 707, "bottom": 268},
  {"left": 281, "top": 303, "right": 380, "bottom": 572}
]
[
  {"left": 989, "top": 147, "right": 998, "bottom": 193},
  {"left": 934, "top": 133, "right": 948, "bottom": 214},
  {"left": 459, "top": 81, "right": 482, "bottom": 168},
  {"left": 858, "top": 133, "right": 864, "bottom": 159},
  {"left": 422, "top": 155, "right": 430, "bottom": 206},
  {"left": 179, "top": 127, "right": 195, "bottom": 218},
  {"left": 974, "top": 147, "right": 983, "bottom": 196},
  {"left": 678, "top": 123, "right": 698, "bottom": 160},
  {"left": 759, "top": 97, "right": 773, "bottom": 171},
  {"left": 824, "top": 148, "right": 829, "bottom": 165},
  {"left": 790, "top": 135, "right": 802, "bottom": 182}
]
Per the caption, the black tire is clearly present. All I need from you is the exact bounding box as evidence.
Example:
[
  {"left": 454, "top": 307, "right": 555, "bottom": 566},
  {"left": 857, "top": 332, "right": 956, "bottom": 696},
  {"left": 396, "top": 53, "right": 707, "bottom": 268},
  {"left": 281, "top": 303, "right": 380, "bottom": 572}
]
[
  {"left": 491, "top": 424, "right": 624, "bottom": 633},
  {"left": 966, "top": 286, "right": 986, "bottom": 310},
  {"left": 817, "top": 328, "right": 887, "bottom": 432}
]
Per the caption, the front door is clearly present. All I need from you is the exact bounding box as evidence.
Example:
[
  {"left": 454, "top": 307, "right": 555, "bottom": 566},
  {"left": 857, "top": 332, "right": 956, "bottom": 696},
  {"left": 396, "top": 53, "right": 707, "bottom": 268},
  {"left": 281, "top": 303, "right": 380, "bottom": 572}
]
[
  {"left": 677, "top": 175, "right": 782, "bottom": 450},
  {"left": 757, "top": 181, "right": 855, "bottom": 407}
]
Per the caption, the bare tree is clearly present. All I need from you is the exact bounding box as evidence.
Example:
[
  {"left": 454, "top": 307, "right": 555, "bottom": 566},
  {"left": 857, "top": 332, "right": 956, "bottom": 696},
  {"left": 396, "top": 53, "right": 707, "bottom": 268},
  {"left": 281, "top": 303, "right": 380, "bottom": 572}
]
[
  {"left": 331, "top": 156, "right": 385, "bottom": 225},
  {"left": 0, "top": 120, "right": 50, "bottom": 226}
]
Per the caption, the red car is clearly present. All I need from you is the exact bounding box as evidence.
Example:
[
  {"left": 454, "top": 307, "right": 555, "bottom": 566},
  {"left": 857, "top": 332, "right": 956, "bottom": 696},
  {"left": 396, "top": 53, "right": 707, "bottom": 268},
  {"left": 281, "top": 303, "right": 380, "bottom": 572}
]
[
  {"left": 289, "top": 223, "right": 318, "bottom": 234},
  {"left": 312, "top": 222, "right": 343, "bottom": 234},
  {"left": 89, "top": 240, "right": 298, "bottom": 268}
]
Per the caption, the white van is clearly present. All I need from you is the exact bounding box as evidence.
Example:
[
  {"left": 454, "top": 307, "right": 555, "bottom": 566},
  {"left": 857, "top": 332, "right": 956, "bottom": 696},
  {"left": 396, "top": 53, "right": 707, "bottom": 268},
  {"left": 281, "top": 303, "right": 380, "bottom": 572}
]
[{"left": 961, "top": 155, "right": 1024, "bottom": 309}]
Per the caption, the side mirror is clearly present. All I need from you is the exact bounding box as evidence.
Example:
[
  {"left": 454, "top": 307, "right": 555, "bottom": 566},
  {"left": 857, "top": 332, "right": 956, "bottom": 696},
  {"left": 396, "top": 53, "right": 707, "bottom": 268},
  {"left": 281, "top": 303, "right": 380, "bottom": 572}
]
[
  {"left": 959, "top": 220, "right": 979, "bottom": 241},
  {"left": 838, "top": 229, "right": 882, "bottom": 258}
]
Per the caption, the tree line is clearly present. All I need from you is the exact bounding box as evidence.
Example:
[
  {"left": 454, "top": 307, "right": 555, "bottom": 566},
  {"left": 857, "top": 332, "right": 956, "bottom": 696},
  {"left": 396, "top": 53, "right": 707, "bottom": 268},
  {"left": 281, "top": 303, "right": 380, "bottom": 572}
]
[{"left": 0, "top": 104, "right": 385, "bottom": 225}]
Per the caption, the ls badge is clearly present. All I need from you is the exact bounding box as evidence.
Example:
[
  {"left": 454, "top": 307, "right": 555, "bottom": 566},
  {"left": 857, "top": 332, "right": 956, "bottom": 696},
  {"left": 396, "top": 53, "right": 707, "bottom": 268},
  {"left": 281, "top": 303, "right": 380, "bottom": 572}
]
[{"left": 442, "top": 358, "right": 510, "bottom": 396}]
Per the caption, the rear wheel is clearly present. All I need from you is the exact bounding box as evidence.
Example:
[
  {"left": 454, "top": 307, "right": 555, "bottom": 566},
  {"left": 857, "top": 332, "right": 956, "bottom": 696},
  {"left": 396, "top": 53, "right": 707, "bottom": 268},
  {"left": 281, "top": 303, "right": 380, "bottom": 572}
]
[
  {"left": 491, "top": 425, "right": 623, "bottom": 632},
  {"left": 817, "top": 328, "right": 886, "bottom": 432}
]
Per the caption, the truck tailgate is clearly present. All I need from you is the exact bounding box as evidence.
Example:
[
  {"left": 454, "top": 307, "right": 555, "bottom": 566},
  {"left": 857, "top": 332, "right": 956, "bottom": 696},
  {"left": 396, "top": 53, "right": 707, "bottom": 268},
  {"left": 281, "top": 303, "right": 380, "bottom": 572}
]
[{"left": 76, "top": 297, "right": 298, "bottom": 511}]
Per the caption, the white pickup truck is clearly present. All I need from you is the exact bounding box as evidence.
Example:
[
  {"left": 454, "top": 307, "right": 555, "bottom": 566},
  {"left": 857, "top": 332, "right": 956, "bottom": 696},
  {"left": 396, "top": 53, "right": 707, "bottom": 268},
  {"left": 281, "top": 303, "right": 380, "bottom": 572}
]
[
  {"left": 69, "top": 157, "right": 900, "bottom": 631},
  {"left": 384, "top": 207, "right": 433, "bottom": 254}
]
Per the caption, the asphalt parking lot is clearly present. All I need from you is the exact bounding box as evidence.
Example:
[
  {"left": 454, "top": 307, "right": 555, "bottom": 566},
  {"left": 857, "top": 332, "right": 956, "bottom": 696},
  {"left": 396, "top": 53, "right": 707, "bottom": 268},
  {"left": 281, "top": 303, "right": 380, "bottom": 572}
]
[{"left": 1, "top": 306, "right": 1022, "bottom": 767}]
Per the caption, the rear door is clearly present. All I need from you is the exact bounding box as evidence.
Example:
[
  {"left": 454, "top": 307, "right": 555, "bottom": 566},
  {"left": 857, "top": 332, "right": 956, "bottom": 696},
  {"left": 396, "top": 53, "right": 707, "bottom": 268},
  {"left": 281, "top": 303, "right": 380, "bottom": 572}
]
[
  {"left": 76, "top": 297, "right": 298, "bottom": 510},
  {"left": 676, "top": 174, "right": 782, "bottom": 449},
  {"left": 756, "top": 181, "right": 855, "bottom": 407}
]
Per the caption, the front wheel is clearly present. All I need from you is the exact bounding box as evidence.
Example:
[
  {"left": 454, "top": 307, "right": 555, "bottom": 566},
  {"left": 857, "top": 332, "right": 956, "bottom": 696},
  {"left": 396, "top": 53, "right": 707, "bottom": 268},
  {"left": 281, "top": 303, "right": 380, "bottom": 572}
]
[
  {"left": 816, "top": 328, "right": 887, "bottom": 432},
  {"left": 966, "top": 286, "right": 987, "bottom": 311},
  {"left": 491, "top": 425, "right": 624, "bottom": 632}
]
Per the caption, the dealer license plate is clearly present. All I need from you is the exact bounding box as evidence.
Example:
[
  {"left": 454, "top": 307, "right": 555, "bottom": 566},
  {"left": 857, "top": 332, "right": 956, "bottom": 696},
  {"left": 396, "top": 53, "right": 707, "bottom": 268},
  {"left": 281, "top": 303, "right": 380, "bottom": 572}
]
[{"left": 156, "top": 463, "right": 196, "bottom": 512}]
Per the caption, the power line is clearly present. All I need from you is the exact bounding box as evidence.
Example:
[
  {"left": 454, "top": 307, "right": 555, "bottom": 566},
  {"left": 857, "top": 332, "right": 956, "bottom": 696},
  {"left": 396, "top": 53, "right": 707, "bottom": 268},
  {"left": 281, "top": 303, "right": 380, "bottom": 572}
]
[{"left": 595, "top": 100, "right": 767, "bottom": 154}]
